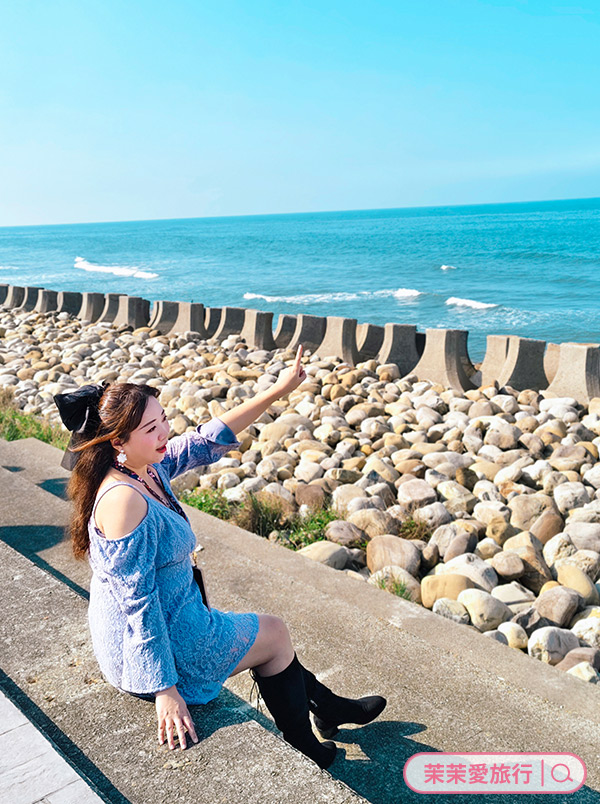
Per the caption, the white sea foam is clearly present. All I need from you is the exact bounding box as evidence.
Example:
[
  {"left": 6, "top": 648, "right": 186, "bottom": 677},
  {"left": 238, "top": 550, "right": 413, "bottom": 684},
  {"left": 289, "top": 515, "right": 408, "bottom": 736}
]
[
  {"left": 243, "top": 287, "right": 422, "bottom": 304},
  {"left": 440, "top": 264, "right": 457, "bottom": 270},
  {"left": 446, "top": 296, "right": 497, "bottom": 310},
  {"left": 391, "top": 288, "right": 422, "bottom": 299},
  {"left": 244, "top": 291, "right": 361, "bottom": 303},
  {"left": 74, "top": 256, "right": 158, "bottom": 280},
  {"left": 0, "top": 265, "right": 19, "bottom": 271}
]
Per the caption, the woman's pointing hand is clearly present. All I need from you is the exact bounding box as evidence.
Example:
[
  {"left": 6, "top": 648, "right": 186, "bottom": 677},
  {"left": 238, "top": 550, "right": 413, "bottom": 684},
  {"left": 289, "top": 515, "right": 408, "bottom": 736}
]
[{"left": 273, "top": 344, "right": 306, "bottom": 397}]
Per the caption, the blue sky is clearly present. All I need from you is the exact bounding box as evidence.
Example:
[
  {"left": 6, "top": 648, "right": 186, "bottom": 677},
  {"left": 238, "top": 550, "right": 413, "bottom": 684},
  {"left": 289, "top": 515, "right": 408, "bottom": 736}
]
[{"left": 1, "top": 0, "right": 598, "bottom": 225}]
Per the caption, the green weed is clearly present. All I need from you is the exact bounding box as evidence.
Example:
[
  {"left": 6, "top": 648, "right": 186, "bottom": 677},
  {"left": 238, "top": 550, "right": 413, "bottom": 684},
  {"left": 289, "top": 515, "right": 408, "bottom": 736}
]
[
  {"left": 232, "top": 491, "right": 288, "bottom": 538},
  {"left": 283, "top": 505, "right": 340, "bottom": 550},
  {"left": 0, "top": 388, "right": 70, "bottom": 449},
  {"left": 375, "top": 573, "right": 413, "bottom": 601},
  {"left": 180, "top": 487, "right": 233, "bottom": 520}
]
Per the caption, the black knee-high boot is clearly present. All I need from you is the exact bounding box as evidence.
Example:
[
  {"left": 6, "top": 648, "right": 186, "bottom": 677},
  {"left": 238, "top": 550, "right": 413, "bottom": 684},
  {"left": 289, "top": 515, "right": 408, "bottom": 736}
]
[
  {"left": 249, "top": 653, "right": 337, "bottom": 769},
  {"left": 298, "top": 660, "right": 387, "bottom": 739}
]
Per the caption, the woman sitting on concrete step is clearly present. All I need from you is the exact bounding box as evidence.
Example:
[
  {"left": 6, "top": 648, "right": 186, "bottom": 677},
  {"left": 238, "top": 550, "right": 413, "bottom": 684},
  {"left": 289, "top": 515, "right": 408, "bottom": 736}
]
[{"left": 53, "top": 344, "right": 386, "bottom": 770}]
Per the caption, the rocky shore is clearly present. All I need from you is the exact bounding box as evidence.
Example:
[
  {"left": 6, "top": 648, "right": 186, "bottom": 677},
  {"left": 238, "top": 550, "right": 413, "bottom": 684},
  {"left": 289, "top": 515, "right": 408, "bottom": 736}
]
[{"left": 2, "top": 307, "right": 600, "bottom": 686}]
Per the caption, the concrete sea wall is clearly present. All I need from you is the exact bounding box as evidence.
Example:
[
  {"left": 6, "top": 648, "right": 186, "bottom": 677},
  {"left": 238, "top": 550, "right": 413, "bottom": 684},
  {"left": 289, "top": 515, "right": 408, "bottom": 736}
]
[{"left": 1, "top": 282, "right": 599, "bottom": 403}]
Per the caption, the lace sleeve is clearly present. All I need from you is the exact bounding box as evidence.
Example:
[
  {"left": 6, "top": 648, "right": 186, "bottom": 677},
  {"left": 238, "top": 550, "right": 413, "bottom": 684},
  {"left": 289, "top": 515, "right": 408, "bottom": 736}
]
[
  {"left": 96, "top": 520, "right": 179, "bottom": 695},
  {"left": 160, "top": 417, "right": 241, "bottom": 480}
]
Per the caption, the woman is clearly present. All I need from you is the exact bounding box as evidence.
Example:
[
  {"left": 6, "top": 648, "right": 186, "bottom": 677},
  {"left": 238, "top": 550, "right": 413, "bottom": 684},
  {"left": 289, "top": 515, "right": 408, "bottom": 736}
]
[{"left": 54, "top": 344, "right": 386, "bottom": 770}]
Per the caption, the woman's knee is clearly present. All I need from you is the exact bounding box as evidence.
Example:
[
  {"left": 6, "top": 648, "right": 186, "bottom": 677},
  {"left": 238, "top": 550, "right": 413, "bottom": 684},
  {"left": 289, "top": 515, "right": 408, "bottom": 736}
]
[
  {"left": 263, "top": 613, "right": 290, "bottom": 640},
  {"left": 256, "top": 614, "right": 292, "bottom": 655},
  {"left": 228, "top": 614, "right": 292, "bottom": 676},
  {"left": 250, "top": 614, "right": 293, "bottom": 674}
]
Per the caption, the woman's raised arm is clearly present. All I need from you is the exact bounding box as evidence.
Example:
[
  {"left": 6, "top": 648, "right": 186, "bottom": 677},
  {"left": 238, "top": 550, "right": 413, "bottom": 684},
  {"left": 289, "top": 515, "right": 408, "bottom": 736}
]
[{"left": 219, "top": 344, "right": 306, "bottom": 435}]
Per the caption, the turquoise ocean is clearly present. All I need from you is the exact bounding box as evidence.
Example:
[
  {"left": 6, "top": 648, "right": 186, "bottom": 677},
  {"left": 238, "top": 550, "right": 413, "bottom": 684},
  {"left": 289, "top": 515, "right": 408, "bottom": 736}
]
[{"left": 1, "top": 197, "right": 599, "bottom": 361}]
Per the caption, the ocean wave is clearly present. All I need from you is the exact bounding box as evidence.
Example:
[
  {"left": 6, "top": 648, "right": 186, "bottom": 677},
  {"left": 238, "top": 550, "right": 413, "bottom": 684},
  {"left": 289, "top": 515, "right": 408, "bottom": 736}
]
[
  {"left": 440, "top": 264, "right": 457, "bottom": 270},
  {"left": 244, "top": 291, "right": 359, "bottom": 303},
  {"left": 446, "top": 296, "right": 497, "bottom": 310},
  {"left": 74, "top": 256, "right": 158, "bottom": 280},
  {"left": 0, "top": 265, "right": 19, "bottom": 271},
  {"left": 243, "top": 287, "right": 422, "bottom": 304},
  {"left": 393, "top": 288, "right": 422, "bottom": 299}
]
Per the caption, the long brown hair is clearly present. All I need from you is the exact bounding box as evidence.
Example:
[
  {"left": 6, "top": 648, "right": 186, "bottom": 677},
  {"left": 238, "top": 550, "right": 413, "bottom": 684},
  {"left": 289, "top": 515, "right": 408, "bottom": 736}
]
[{"left": 67, "top": 382, "right": 160, "bottom": 560}]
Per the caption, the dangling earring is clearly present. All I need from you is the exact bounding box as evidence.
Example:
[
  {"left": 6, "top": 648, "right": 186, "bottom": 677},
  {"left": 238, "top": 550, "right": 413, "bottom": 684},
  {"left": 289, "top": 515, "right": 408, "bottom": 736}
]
[{"left": 116, "top": 450, "right": 128, "bottom": 465}]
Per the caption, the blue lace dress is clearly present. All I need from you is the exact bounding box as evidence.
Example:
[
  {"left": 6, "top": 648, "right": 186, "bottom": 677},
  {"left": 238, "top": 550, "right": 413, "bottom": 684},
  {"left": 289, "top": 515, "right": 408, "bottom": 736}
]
[{"left": 87, "top": 417, "right": 260, "bottom": 704}]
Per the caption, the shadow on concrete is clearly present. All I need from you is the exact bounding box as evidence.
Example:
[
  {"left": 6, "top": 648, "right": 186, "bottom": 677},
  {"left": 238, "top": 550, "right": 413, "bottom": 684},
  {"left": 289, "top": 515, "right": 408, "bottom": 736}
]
[
  {"left": 38, "top": 476, "right": 70, "bottom": 500},
  {"left": 0, "top": 524, "right": 90, "bottom": 600},
  {"left": 0, "top": 668, "right": 131, "bottom": 804},
  {"left": 321, "top": 721, "right": 600, "bottom": 804},
  {"left": 180, "top": 689, "right": 600, "bottom": 804}
]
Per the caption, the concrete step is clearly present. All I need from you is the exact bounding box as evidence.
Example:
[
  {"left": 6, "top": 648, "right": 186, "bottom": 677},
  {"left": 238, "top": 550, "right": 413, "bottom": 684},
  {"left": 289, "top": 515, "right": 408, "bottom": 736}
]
[
  {"left": 0, "top": 539, "right": 365, "bottom": 804},
  {"left": 0, "top": 437, "right": 72, "bottom": 500},
  {"left": 0, "top": 464, "right": 91, "bottom": 598},
  {"left": 0, "top": 688, "right": 104, "bottom": 804},
  {"left": 2, "top": 438, "right": 600, "bottom": 800}
]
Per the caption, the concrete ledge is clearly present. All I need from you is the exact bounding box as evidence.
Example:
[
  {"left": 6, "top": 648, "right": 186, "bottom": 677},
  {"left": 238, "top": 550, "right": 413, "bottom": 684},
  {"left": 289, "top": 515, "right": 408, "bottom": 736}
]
[
  {"left": 78, "top": 292, "right": 106, "bottom": 323},
  {"left": 546, "top": 342, "right": 600, "bottom": 404},
  {"left": 0, "top": 284, "right": 8, "bottom": 305},
  {"left": 376, "top": 324, "right": 420, "bottom": 374},
  {"left": 0, "top": 540, "right": 365, "bottom": 804},
  {"left": 316, "top": 316, "right": 359, "bottom": 364},
  {"left": 239, "top": 309, "right": 277, "bottom": 350},
  {"left": 415, "top": 331, "right": 425, "bottom": 356},
  {"left": 497, "top": 336, "right": 548, "bottom": 392},
  {"left": 411, "top": 329, "right": 476, "bottom": 392}
]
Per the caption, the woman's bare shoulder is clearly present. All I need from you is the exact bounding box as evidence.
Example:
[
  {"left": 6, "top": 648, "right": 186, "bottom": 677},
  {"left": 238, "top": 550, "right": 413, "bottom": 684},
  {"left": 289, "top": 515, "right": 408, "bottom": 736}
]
[{"left": 95, "top": 482, "right": 149, "bottom": 540}]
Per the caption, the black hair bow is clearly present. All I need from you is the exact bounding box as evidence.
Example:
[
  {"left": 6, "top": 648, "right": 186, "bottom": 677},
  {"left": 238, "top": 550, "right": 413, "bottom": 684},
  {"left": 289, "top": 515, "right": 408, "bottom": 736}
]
[{"left": 53, "top": 382, "right": 109, "bottom": 434}]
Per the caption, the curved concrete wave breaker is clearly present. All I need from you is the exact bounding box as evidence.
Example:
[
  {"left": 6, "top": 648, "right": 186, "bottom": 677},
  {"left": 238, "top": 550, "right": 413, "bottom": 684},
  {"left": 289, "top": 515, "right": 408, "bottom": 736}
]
[
  {"left": 376, "top": 323, "right": 420, "bottom": 375},
  {"left": 78, "top": 292, "right": 106, "bottom": 323},
  {"left": 34, "top": 289, "right": 58, "bottom": 314},
  {"left": 112, "top": 295, "right": 150, "bottom": 329},
  {"left": 316, "top": 316, "right": 359, "bottom": 365},
  {"left": 239, "top": 309, "right": 277, "bottom": 351},
  {"left": 496, "top": 336, "right": 547, "bottom": 392},
  {"left": 411, "top": 328, "right": 476, "bottom": 392},
  {"left": 546, "top": 342, "right": 600, "bottom": 404}
]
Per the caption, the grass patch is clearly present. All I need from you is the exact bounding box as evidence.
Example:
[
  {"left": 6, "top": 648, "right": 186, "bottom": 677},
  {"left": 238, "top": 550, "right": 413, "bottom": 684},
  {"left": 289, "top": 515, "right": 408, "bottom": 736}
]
[
  {"left": 375, "top": 573, "right": 413, "bottom": 601},
  {"left": 180, "top": 487, "right": 233, "bottom": 520},
  {"left": 396, "top": 517, "right": 432, "bottom": 542},
  {"left": 283, "top": 505, "right": 340, "bottom": 550},
  {"left": 0, "top": 388, "right": 70, "bottom": 449},
  {"left": 232, "top": 492, "right": 288, "bottom": 538},
  {"left": 177, "top": 484, "right": 342, "bottom": 551}
]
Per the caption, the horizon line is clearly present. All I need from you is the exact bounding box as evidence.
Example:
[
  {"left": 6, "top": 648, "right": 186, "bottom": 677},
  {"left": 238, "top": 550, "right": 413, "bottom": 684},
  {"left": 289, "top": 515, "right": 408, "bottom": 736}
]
[{"left": 2, "top": 194, "right": 599, "bottom": 230}]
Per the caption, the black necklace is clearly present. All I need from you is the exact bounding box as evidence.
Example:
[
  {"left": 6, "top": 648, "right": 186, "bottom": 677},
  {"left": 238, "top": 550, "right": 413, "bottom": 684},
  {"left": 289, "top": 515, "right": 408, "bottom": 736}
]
[{"left": 112, "top": 460, "right": 190, "bottom": 524}]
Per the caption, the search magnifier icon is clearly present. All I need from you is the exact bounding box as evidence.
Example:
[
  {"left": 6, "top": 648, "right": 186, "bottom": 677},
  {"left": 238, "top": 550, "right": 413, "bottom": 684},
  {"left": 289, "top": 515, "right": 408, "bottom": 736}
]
[{"left": 551, "top": 763, "right": 575, "bottom": 784}]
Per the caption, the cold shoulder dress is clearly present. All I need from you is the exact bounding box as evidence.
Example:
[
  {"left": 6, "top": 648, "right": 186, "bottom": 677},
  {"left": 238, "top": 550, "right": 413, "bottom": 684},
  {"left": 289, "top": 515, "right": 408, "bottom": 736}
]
[{"left": 87, "top": 417, "right": 260, "bottom": 704}]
